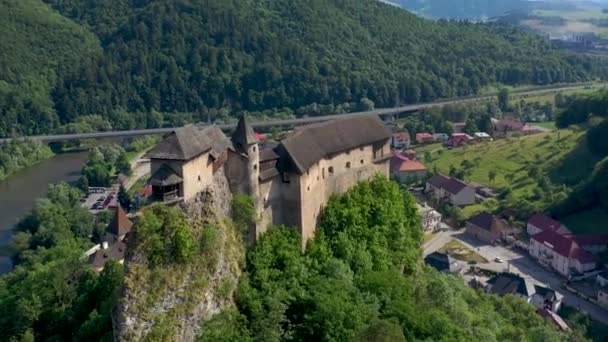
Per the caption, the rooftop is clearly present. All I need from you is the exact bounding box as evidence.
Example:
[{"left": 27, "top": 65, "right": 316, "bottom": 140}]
[
  {"left": 427, "top": 174, "right": 470, "bottom": 195},
  {"left": 146, "top": 125, "right": 232, "bottom": 161},
  {"left": 467, "top": 212, "right": 495, "bottom": 231},
  {"left": 532, "top": 230, "right": 595, "bottom": 263},
  {"left": 528, "top": 214, "right": 570, "bottom": 235},
  {"left": 106, "top": 206, "right": 133, "bottom": 237},
  {"left": 487, "top": 272, "right": 535, "bottom": 297}
]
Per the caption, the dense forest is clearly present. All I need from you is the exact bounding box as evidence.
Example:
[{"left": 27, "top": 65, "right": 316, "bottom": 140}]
[{"left": 1, "top": 0, "right": 606, "bottom": 138}]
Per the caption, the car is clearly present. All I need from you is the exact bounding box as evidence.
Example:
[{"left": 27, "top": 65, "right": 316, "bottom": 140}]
[{"left": 494, "top": 257, "right": 504, "bottom": 263}]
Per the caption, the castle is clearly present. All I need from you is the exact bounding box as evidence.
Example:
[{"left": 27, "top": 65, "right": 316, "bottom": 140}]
[{"left": 146, "top": 115, "right": 391, "bottom": 244}]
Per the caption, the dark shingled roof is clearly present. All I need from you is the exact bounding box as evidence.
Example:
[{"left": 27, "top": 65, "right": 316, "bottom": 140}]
[
  {"left": 149, "top": 164, "right": 183, "bottom": 187},
  {"left": 424, "top": 252, "right": 463, "bottom": 273},
  {"left": 106, "top": 206, "right": 133, "bottom": 237},
  {"left": 427, "top": 174, "right": 469, "bottom": 195},
  {"left": 88, "top": 240, "right": 127, "bottom": 270},
  {"left": 279, "top": 116, "right": 391, "bottom": 174},
  {"left": 468, "top": 212, "right": 495, "bottom": 231},
  {"left": 232, "top": 115, "right": 257, "bottom": 147},
  {"left": 146, "top": 126, "right": 232, "bottom": 161},
  {"left": 487, "top": 273, "right": 534, "bottom": 297}
]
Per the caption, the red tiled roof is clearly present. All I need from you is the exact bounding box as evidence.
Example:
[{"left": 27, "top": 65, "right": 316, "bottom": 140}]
[
  {"left": 416, "top": 132, "right": 433, "bottom": 139},
  {"left": 107, "top": 206, "right": 133, "bottom": 237},
  {"left": 136, "top": 184, "right": 153, "bottom": 197},
  {"left": 528, "top": 214, "right": 569, "bottom": 235},
  {"left": 399, "top": 160, "right": 427, "bottom": 172},
  {"left": 495, "top": 119, "right": 527, "bottom": 132},
  {"left": 427, "top": 174, "right": 470, "bottom": 195},
  {"left": 532, "top": 230, "right": 595, "bottom": 263}
]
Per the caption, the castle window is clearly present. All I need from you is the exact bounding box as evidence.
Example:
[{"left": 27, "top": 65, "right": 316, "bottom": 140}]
[
  {"left": 253, "top": 146, "right": 256, "bottom": 152},
  {"left": 307, "top": 186, "right": 310, "bottom": 191},
  {"left": 329, "top": 166, "right": 334, "bottom": 174},
  {"left": 360, "top": 159, "right": 364, "bottom": 164},
  {"left": 322, "top": 168, "right": 325, "bottom": 179},
  {"left": 317, "top": 176, "right": 319, "bottom": 181},
  {"left": 198, "top": 175, "right": 202, "bottom": 182},
  {"left": 346, "top": 162, "right": 351, "bottom": 169},
  {"left": 254, "top": 164, "right": 258, "bottom": 170},
  {"left": 282, "top": 172, "right": 290, "bottom": 183}
]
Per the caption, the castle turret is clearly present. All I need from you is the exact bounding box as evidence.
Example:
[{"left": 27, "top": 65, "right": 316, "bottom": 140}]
[{"left": 231, "top": 114, "right": 260, "bottom": 201}]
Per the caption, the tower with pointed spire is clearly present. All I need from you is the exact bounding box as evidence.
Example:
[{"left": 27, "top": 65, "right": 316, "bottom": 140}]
[{"left": 231, "top": 114, "right": 260, "bottom": 205}]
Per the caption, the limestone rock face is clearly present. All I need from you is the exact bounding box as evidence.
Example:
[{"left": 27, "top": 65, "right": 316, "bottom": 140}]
[{"left": 114, "top": 169, "right": 244, "bottom": 341}]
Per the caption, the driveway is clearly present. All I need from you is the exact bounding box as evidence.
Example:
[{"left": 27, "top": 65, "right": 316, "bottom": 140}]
[{"left": 423, "top": 229, "right": 608, "bottom": 324}]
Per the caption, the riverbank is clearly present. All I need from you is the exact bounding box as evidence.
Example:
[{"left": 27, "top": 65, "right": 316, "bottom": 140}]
[{"left": 0, "top": 140, "right": 54, "bottom": 182}]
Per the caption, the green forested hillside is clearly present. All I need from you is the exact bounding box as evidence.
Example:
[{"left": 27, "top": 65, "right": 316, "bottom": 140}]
[
  {"left": 0, "top": 0, "right": 100, "bottom": 136},
  {"left": 1, "top": 0, "right": 607, "bottom": 137}
]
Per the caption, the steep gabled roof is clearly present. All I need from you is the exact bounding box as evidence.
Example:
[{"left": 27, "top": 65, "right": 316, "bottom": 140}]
[
  {"left": 279, "top": 116, "right": 391, "bottom": 174},
  {"left": 532, "top": 230, "right": 595, "bottom": 263},
  {"left": 146, "top": 126, "right": 232, "bottom": 161},
  {"left": 487, "top": 273, "right": 534, "bottom": 297},
  {"left": 427, "top": 174, "right": 470, "bottom": 195},
  {"left": 107, "top": 206, "right": 133, "bottom": 236},
  {"left": 528, "top": 214, "right": 569, "bottom": 235},
  {"left": 468, "top": 212, "right": 495, "bottom": 231},
  {"left": 232, "top": 115, "right": 257, "bottom": 147}
]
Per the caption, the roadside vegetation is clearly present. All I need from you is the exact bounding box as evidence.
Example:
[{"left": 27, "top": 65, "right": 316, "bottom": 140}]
[{"left": 0, "top": 139, "right": 53, "bottom": 182}]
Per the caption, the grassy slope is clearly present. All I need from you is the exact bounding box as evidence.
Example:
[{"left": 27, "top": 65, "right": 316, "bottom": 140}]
[{"left": 417, "top": 128, "right": 603, "bottom": 221}]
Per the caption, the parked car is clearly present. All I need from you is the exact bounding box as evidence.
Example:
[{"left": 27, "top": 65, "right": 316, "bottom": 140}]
[{"left": 495, "top": 257, "right": 504, "bottom": 263}]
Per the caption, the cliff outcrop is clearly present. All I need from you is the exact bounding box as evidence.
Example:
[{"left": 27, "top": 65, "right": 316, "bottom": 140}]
[{"left": 114, "top": 169, "right": 245, "bottom": 341}]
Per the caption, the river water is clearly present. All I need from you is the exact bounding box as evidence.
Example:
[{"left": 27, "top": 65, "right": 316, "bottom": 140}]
[{"left": 0, "top": 152, "right": 89, "bottom": 273}]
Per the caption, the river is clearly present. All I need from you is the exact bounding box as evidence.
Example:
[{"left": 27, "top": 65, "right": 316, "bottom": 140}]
[{"left": 0, "top": 152, "right": 89, "bottom": 273}]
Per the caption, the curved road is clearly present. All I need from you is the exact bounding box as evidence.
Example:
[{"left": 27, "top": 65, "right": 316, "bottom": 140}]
[{"left": 0, "top": 84, "right": 589, "bottom": 144}]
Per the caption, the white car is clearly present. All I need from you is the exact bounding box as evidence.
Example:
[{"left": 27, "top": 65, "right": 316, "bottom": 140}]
[{"left": 495, "top": 257, "right": 504, "bottom": 263}]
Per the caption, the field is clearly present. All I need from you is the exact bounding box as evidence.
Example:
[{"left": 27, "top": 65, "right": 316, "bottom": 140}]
[
  {"left": 438, "top": 240, "right": 487, "bottom": 263},
  {"left": 524, "top": 5, "right": 608, "bottom": 37}
]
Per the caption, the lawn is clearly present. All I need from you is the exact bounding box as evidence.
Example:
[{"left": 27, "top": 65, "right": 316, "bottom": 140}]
[
  {"left": 533, "top": 121, "right": 556, "bottom": 130},
  {"left": 438, "top": 239, "right": 487, "bottom": 263},
  {"left": 423, "top": 231, "right": 438, "bottom": 244},
  {"left": 423, "top": 129, "right": 595, "bottom": 202},
  {"left": 559, "top": 207, "right": 608, "bottom": 235}
]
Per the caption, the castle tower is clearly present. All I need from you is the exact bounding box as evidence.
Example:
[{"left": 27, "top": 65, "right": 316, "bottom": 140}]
[{"left": 231, "top": 114, "right": 260, "bottom": 203}]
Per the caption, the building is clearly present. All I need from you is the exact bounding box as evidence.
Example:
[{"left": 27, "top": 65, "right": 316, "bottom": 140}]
[
  {"left": 451, "top": 122, "right": 466, "bottom": 133},
  {"left": 465, "top": 212, "right": 519, "bottom": 244},
  {"left": 486, "top": 273, "right": 535, "bottom": 303},
  {"left": 147, "top": 115, "right": 391, "bottom": 246},
  {"left": 531, "top": 285, "right": 563, "bottom": 312},
  {"left": 415, "top": 132, "right": 434, "bottom": 144},
  {"left": 146, "top": 125, "right": 233, "bottom": 203},
  {"left": 88, "top": 240, "right": 128, "bottom": 272},
  {"left": 433, "top": 133, "right": 449, "bottom": 142},
  {"left": 446, "top": 133, "right": 474, "bottom": 147},
  {"left": 424, "top": 252, "right": 463, "bottom": 274},
  {"left": 474, "top": 132, "right": 492, "bottom": 142},
  {"left": 403, "top": 149, "right": 417, "bottom": 160},
  {"left": 391, "top": 132, "right": 411, "bottom": 149},
  {"left": 493, "top": 119, "right": 540, "bottom": 137},
  {"left": 391, "top": 152, "right": 428, "bottom": 183},
  {"left": 87, "top": 207, "right": 133, "bottom": 272},
  {"left": 529, "top": 230, "right": 596, "bottom": 277},
  {"left": 417, "top": 203, "right": 442, "bottom": 232},
  {"left": 426, "top": 174, "right": 476, "bottom": 206},
  {"left": 527, "top": 214, "right": 570, "bottom": 236},
  {"left": 105, "top": 206, "right": 133, "bottom": 242}
]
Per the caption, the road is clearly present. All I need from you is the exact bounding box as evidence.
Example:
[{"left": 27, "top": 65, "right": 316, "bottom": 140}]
[
  {"left": 0, "top": 83, "right": 591, "bottom": 144},
  {"left": 424, "top": 229, "right": 608, "bottom": 324}
]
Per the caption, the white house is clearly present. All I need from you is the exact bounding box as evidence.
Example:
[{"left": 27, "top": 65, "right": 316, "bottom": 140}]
[
  {"left": 426, "top": 174, "right": 476, "bottom": 206},
  {"left": 417, "top": 203, "right": 442, "bottom": 232},
  {"left": 529, "top": 230, "right": 596, "bottom": 277}
]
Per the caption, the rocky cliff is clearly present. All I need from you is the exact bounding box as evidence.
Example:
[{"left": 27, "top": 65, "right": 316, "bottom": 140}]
[{"left": 114, "top": 169, "right": 245, "bottom": 341}]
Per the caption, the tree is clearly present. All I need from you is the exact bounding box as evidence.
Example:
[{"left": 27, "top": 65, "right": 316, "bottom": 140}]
[
  {"left": 358, "top": 97, "right": 375, "bottom": 112},
  {"left": 232, "top": 194, "right": 256, "bottom": 235},
  {"left": 424, "top": 151, "right": 432, "bottom": 163},
  {"left": 117, "top": 185, "right": 131, "bottom": 209},
  {"left": 116, "top": 152, "right": 132, "bottom": 176},
  {"left": 77, "top": 176, "right": 89, "bottom": 193},
  {"left": 488, "top": 169, "right": 497, "bottom": 184},
  {"left": 498, "top": 88, "right": 510, "bottom": 112}
]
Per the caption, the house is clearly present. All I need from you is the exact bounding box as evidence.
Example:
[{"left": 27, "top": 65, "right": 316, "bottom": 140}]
[
  {"left": 391, "top": 153, "right": 428, "bottom": 183},
  {"left": 527, "top": 214, "right": 570, "bottom": 236},
  {"left": 531, "top": 285, "right": 564, "bottom": 312},
  {"left": 446, "top": 133, "right": 474, "bottom": 147},
  {"left": 466, "top": 212, "right": 519, "bottom": 244},
  {"left": 529, "top": 230, "right": 596, "bottom": 277},
  {"left": 493, "top": 119, "right": 538, "bottom": 137},
  {"left": 486, "top": 272, "right": 535, "bottom": 303},
  {"left": 88, "top": 240, "right": 128, "bottom": 272},
  {"left": 148, "top": 115, "right": 391, "bottom": 246},
  {"left": 391, "top": 132, "right": 411, "bottom": 149},
  {"left": 426, "top": 174, "right": 476, "bottom": 206},
  {"left": 417, "top": 203, "right": 442, "bottom": 232},
  {"left": 424, "top": 252, "right": 464, "bottom": 274},
  {"left": 474, "top": 132, "right": 492, "bottom": 142},
  {"left": 451, "top": 122, "right": 466, "bottom": 133},
  {"left": 415, "top": 132, "right": 434, "bottom": 144}
]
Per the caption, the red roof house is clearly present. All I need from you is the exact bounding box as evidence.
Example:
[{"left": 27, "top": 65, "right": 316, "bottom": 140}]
[
  {"left": 416, "top": 132, "right": 434, "bottom": 144},
  {"left": 527, "top": 214, "right": 571, "bottom": 236},
  {"left": 529, "top": 230, "right": 596, "bottom": 276},
  {"left": 390, "top": 152, "right": 428, "bottom": 182},
  {"left": 391, "top": 132, "right": 411, "bottom": 148},
  {"left": 447, "top": 133, "right": 474, "bottom": 147}
]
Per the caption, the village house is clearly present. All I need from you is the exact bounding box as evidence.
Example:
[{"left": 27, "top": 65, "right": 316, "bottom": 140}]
[
  {"left": 390, "top": 152, "right": 428, "bottom": 183},
  {"left": 433, "top": 133, "right": 449, "bottom": 142},
  {"left": 474, "top": 132, "right": 492, "bottom": 142},
  {"left": 391, "top": 132, "right": 411, "bottom": 149},
  {"left": 527, "top": 214, "right": 571, "bottom": 236},
  {"left": 486, "top": 273, "right": 564, "bottom": 312},
  {"left": 415, "top": 132, "right": 434, "bottom": 144},
  {"left": 493, "top": 119, "right": 540, "bottom": 137},
  {"left": 446, "top": 133, "right": 474, "bottom": 147},
  {"left": 424, "top": 252, "right": 464, "bottom": 274},
  {"left": 426, "top": 174, "right": 476, "bottom": 206},
  {"left": 451, "top": 122, "right": 466, "bottom": 133},
  {"left": 87, "top": 207, "right": 133, "bottom": 272},
  {"left": 417, "top": 202, "right": 442, "bottom": 232},
  {"left": 529, "top": 230, "right": 597, "bottom": 277},
  {"left": 402, "top": 149, "right": 417, "bottom": 160},
  {"left": 146, "top": 115, "right": 392, "bottom": 246},
  {"left": 531, "top": 285, "right": 564, "bottom": 313},
  {"left": 465, "top": 212, "right": 519, "bottom": 244}
]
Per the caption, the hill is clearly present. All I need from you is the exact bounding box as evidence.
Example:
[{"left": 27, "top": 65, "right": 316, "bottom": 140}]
[
  {"left": 0, "top": 0, "right": 605, "bottom": 137},
  {"left": 391, "top": 0, "right": 530, "bottom": 20},
  {"left": 0, "top": 0, "right": 100, "bottom": 136}
]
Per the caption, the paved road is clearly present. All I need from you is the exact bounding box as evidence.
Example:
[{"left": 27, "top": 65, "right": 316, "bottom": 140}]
[
  {"left": 0, "top": 83, "right": 591, "bottom": 144},
  {"left": 424, "top": 229, "right": 608, "bottom": 324}
]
